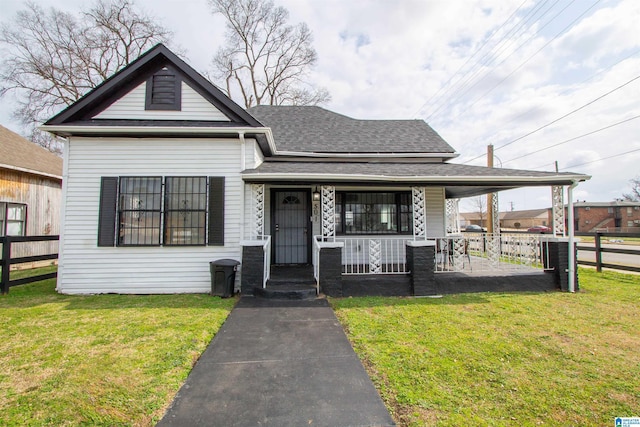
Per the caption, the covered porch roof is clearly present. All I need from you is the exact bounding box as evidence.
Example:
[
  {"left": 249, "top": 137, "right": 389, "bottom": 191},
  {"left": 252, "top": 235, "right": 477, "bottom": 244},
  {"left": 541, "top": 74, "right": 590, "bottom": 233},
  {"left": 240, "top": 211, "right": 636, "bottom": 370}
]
[{"left": 242, "top": 161, "right": 590, "bottom": 198}]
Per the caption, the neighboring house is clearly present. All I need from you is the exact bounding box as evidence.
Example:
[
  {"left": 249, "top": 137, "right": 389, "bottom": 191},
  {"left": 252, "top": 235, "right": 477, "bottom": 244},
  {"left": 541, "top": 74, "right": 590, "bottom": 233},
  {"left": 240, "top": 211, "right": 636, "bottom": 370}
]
[
  {"left": 501, "top": 208, "right": 550, "bottom": 230},
  {"left": 570, "top": 201, "right": 640, "bottom": 232},
  {"left": 460, "top": 208, "right": 550, "bottom": 230},
  {"left": 42, "top": 44, "right": 590, "bottom": 295},
  {"left": 459, "top": 211, "right": 495, "bottom": 228},
  {"left": 0, "top": 125, "right": 62, "bottom": 263}
]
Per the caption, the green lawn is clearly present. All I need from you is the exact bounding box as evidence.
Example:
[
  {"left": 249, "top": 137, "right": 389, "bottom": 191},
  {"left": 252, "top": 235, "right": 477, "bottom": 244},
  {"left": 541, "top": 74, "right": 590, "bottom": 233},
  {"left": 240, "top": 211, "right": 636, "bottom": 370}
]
[
  {"left": 332, "top": 268, "right": 640, "bottom": 426},
  {"left": 0, "top": 274, "right": 236, "bottom": 426}
]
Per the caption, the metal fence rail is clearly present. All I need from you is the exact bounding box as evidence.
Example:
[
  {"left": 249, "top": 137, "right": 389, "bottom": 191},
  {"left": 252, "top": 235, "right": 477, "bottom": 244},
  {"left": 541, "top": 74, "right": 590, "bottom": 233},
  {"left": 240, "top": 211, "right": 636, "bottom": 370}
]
[{"left": 1, "top": 235, "right": 59, "bottom": 294}]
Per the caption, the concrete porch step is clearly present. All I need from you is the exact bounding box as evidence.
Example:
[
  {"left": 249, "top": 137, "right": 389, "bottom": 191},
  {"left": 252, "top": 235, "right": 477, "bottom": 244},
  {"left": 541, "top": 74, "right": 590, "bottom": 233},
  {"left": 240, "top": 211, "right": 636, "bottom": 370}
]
[{"left": 254, "top": 284, "right": 318, "bottom": 300}]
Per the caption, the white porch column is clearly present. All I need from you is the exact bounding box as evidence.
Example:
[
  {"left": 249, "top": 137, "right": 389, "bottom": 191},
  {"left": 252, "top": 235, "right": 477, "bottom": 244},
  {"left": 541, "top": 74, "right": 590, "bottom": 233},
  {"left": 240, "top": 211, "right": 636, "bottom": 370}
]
[
  {"left": 446, "top": 198, "right": 460, "bottom": 234},
  {"left": 321, "top": 185, "right": 336, "bottom": 241},
  {"left": 488, "top": 192, "right": 501, "bottom": 266},
  {"left": 412, "top": 187, "right": 427, "bottom": 240},
  {"left": 251, "top": 184, "right": 265, "bottom": 238},
  {"left": 552, "top": 185, "right": 565, "bottom": 236}
]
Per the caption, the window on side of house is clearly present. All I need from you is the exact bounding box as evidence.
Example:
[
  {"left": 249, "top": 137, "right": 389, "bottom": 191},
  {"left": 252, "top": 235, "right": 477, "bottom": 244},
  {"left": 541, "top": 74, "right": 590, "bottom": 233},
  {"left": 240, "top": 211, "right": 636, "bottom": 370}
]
[
  {"left": 0, "top": 202, "right": 27, "bottom": 237},
  {"left": 336, "top": 192, "right": 412, "bottom": 235},
  {"left": 100, "top": 176, "right": 223, "bottom": 247},
  {"left": 118, "top": 177, "right": 163, "bottom": 246},
  {"left": 164, "top": 177, "right": 207, "bottom": 246},
  {"left": 628, "top": 207, "right": 633, "bottom": 217}
]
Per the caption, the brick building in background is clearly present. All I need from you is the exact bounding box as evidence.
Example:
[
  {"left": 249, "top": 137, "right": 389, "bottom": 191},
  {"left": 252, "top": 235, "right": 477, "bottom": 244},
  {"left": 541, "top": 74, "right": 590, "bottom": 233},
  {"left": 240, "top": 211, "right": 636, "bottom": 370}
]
[{"left": 570, "top": 201, "right": 640, "bottom": 232}]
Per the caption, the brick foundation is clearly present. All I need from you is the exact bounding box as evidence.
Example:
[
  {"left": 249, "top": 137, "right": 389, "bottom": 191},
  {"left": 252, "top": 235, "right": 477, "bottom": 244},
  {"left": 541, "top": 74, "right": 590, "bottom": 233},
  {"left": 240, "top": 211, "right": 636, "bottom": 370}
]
[
  {"left": 406, "top": 242, "right": 436, "bottom": 296},
  {"left": 319, "top": 246, "right": 343, "bottom": 297},
  {"left": 241, "top": 245, "right": 264, "bottom": 294}
]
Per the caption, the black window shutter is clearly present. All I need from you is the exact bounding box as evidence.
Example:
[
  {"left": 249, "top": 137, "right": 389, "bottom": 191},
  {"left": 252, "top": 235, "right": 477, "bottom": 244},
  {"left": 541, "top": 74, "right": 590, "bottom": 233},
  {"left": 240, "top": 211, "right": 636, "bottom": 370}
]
[
  {"left": 98, "top": 177, "right": 118, "bottom": 247},
  {"left": 208, "top": 177, "right": 225, "bottom": 246}
]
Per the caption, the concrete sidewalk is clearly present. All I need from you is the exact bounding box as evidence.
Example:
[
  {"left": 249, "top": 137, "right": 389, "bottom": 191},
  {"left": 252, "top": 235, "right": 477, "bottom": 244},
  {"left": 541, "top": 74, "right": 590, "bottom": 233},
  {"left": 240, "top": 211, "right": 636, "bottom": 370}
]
[{"left": 157, "top": 297, "right": 395, "bottom": 427}]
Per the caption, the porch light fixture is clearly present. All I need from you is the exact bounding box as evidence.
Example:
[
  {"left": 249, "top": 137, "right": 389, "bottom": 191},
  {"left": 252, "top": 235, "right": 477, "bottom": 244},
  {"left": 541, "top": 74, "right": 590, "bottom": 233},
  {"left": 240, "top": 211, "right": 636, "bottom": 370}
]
[{"left": 312, "top": 188, "right": 321, "bottom": 201}]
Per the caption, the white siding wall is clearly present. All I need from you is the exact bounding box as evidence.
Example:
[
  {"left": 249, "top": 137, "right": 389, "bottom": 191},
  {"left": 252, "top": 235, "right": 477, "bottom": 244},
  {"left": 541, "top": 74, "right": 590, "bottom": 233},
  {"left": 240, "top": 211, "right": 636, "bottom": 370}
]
[
  {"left": 426, "top": 187, "right": 446, "bottom": 237},
  {"left": 94, "top": 82, "right": 230, "bottom": 121},
  {"left": 58, "top": 137, "right": 244, "bottom": 294}
]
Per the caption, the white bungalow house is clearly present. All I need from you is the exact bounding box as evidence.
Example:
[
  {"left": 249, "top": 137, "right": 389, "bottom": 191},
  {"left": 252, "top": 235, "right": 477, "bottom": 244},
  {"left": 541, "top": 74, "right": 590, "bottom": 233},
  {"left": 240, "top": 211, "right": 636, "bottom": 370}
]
[{"left": 42, "top": 44, "right": 589, "bottom": 296}]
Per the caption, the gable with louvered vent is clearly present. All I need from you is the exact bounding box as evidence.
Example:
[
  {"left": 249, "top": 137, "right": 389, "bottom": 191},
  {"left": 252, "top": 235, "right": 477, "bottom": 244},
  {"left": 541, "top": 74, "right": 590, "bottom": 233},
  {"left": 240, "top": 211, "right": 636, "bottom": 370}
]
[{"left": 145, "top": 67, "right": 181, "bottom": 110}]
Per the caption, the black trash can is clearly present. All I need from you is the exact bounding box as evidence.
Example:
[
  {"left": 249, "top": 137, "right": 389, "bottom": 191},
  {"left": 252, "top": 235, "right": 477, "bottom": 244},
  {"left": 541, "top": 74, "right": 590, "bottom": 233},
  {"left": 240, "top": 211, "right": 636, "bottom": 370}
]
[{"left": 210, "top": 259, "right": 240, "bottom": 297}]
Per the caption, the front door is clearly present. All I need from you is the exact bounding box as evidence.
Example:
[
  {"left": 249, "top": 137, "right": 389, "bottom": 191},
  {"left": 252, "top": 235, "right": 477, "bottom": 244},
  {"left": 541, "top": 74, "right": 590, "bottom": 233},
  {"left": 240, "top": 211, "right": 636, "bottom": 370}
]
[{"left": 272, "top": 190, "right": 310, "bottom": 264}]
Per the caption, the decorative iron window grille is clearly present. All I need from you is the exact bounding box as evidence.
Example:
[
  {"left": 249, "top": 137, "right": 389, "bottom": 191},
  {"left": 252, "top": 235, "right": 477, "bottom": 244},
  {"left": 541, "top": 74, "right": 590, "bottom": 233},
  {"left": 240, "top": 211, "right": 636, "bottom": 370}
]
[
  {"left": 335, "top": 192, "right": 412, "bottom": 235},
  {"left": 164, "top": 177, "right": 207, "bottom": 246},
  {"left": 117, "top": 177, "right": 209, "bottom": 246},
  {"left": 118, "top": 177, "right": 162, "bottom": 246}
]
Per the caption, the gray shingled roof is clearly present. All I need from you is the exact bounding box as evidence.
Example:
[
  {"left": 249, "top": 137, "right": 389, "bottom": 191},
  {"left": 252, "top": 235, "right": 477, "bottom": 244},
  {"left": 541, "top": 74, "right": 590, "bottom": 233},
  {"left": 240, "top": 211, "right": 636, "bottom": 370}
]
[
  {"left": 243, "top": 161, "right": 585, "bottom": 181},
  {"left": 0, "top": 125, "right": 63, "bottom": 179},
  {"left": 243, "top": 161, "right": 590, "bottom": 198},
  {"left": 248, "top": 105, "right": 456, "bottom": 154}
]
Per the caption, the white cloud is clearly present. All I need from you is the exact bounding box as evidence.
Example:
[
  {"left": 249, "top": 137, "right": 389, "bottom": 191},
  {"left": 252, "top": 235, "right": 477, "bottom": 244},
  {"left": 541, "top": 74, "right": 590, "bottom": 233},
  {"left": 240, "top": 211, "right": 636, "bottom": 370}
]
[{"left": 0, "top": 0, "right": 638, "bottom": 209}]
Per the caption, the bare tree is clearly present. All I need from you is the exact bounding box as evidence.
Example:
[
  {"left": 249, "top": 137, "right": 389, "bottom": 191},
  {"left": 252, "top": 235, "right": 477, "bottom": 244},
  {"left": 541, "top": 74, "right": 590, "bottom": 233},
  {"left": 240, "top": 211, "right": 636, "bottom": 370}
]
[
  {"left": 467, "top": 196, "right": 486, "bottom": 227},
  {"left": 0, "top": 0, "right": 171, "bottom": 152},
  {"left": 623, "top": 176, "right": 640, "bottom": 202},
  {"left": 209, "top": 0, "right": 330, "bottom": 108}
]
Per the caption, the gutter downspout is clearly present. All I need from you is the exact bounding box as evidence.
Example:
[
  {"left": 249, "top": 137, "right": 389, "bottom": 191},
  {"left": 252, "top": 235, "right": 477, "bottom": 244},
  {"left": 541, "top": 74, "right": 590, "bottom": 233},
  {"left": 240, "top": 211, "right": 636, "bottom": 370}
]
[{"left": 567, "top": 180, "right": 579, "bottom": 292}]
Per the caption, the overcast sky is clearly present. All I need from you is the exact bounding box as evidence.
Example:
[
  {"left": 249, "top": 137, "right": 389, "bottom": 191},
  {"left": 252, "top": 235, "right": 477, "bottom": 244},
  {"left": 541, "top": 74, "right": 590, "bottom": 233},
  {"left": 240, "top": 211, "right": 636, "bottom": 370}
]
[{"left": 1, "top": 0, "right": 639, "bottom": 211}]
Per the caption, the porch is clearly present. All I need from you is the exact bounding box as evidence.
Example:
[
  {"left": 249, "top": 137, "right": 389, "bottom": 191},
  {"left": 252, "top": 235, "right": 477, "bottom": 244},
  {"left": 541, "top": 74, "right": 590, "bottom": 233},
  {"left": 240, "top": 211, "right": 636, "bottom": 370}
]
[
  {"left": 240, "top": 182, "right": 582, "bottom": 297},
  {"left": 241, "top": 231, "right": 572, "bottom": 297}
]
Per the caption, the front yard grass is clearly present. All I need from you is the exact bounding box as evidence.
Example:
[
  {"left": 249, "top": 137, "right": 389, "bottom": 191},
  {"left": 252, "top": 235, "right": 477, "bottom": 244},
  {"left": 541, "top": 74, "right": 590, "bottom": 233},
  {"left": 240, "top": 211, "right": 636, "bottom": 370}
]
[
  {"left": 0, "top": 276, "right": 236, "bottom": 426},
  {"left": 332, "top": 268, "right": 640, "bottom": 426}
]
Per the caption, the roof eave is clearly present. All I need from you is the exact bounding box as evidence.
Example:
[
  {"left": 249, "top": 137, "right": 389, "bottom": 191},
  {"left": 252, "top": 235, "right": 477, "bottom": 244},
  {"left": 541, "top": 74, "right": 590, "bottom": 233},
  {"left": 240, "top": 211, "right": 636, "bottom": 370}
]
[
  {"left": 0, "top": 163, "right": 63, "bottom": 181},
  {"left": 268, "top": 150, "right": 459, "bottom": 159},
  {"left": 242, "top": 172, "right": 591, "bottom": 185}
]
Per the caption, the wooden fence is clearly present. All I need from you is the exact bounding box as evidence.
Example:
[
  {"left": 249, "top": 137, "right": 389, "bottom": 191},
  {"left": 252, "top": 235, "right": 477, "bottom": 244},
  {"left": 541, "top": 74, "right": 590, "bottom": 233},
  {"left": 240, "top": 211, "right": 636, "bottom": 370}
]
[
  {"left": 576, "top": 232, "right": 640, "bottom": 273},
  {"left": 1, "top": 235, "right": 59, "bottom": 294}
]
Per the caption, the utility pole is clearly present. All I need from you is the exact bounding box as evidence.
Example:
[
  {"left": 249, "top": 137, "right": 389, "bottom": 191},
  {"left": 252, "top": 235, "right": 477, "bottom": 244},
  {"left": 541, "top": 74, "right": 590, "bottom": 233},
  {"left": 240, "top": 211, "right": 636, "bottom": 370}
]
[{"left": 487, "top": 144, "right": 494, "bottom": 233}]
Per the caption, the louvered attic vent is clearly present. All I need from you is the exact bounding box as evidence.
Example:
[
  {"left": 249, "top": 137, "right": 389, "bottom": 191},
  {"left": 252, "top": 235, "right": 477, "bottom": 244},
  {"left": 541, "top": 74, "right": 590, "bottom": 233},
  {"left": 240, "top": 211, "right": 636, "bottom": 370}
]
[{"left": 145, "top": 67, "right": 181, "bottom": 110}]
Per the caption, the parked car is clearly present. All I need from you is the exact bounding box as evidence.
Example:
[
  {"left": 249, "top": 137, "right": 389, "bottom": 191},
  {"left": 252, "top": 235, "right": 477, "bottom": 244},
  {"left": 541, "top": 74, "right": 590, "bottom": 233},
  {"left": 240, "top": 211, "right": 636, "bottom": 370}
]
[
  {"left": 527, "top": 225, "right": 552, "bottom": 233},
  {"left": 463, "top": 224, "right": 484, "bottom": 232}
]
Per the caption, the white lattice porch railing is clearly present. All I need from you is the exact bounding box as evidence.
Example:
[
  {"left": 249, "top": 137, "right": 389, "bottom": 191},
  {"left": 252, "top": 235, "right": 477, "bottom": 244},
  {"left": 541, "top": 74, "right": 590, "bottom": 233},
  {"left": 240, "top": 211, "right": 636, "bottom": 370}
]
[
  {"left": 337, "top": 236, "right": 412, "bottom": 274},
  {"left": 434, "top": 233, "right": 549, "bottom": 273}
]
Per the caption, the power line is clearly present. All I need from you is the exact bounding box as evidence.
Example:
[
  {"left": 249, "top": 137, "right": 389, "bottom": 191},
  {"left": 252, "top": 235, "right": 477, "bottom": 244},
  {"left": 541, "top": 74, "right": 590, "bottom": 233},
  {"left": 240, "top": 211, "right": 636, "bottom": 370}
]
[
  {"left": 461, "top": 73, "right": 640, "bottom": 164},
  {"left": 501, "top": 114, "right": 640, "bottom": 164},
  {"left": 425, "top": 0, "right": 558, "bottom": 121},
  {"left": 413, "top": 0, "right": 529, "bottom": 117},
  {"left": 436, "top": 0, "right": 602, "bottom": 125},
  {"left": 559, "top": 147, "right": 640, "bottom": 171},
  {"left": 439, "top": 48, "right": 640, "bottom": 160},
  {"left": 529, "top": 161, "right": 558, "bottom": 170},
  {"left": 428, "top": 0, "right": 573, "bottom": 122},
  {"left": 479, "top": 48, "right": 640, "bottom": 133}
]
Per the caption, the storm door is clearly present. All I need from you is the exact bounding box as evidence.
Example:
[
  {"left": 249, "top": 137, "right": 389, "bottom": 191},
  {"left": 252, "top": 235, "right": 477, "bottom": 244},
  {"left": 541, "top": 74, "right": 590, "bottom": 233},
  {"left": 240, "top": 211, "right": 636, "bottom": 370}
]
[{"left": 272, "top": 190, "right": 310, "bottom": 264}]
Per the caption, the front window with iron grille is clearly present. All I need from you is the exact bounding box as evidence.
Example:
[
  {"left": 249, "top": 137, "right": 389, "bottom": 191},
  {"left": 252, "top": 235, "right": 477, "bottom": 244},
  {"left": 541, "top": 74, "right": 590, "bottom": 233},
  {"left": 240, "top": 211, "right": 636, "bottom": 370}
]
[
  {"left": 336, "top": 192, "right": 412, "bottom": 235},
  {"left": 164, "top": 177, "right": 207, "bottom": 245},
  {"left": 118, "top": 177, "right": 162, "bottom": 245},
  {"left": 116, "top": 177, "right": 208, "bottom": 246},
  {"left": 0, "top": 202, "right": 27, "bottom": 237}
]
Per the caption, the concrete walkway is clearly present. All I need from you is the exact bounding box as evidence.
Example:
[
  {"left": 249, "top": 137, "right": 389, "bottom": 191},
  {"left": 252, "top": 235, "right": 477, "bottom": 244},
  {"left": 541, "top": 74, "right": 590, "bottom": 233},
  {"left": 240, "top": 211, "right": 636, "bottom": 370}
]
[{"left": 157, "top": 297, "right": 395, "bottom": 427}]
